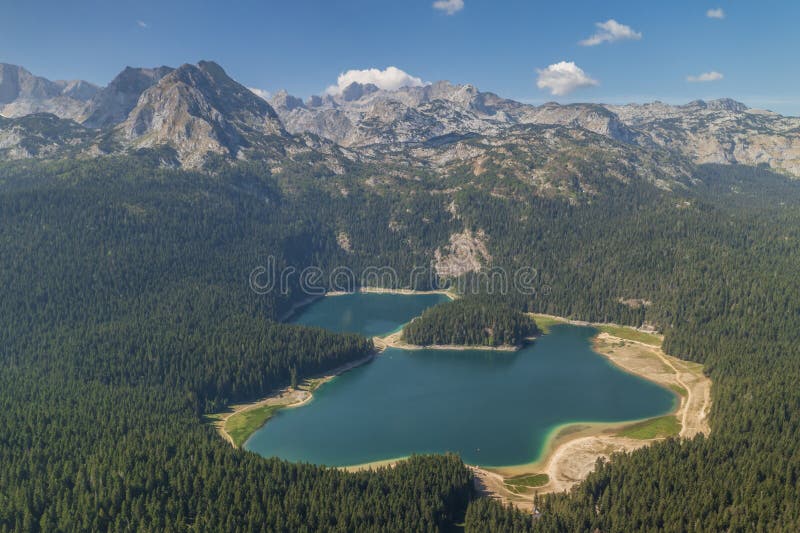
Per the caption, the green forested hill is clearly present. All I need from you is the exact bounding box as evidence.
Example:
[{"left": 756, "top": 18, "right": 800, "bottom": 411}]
[
  {"left": 2, "top": 157, "right": 800, "bottom": 530},
  {"left": 402, "top": 298, "right": 539, "bottom": 347}
]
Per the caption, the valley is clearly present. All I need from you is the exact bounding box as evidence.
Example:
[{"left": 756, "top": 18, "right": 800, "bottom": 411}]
[{"left": 1, "top": 47, "right": 799, "bottom": 530}]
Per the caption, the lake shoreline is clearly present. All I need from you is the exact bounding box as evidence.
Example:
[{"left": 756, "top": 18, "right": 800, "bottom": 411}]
[
  {"left": 326, "top": 287, "right": 457, "bottom": 299},
  {"left": 225, "top": 295, "right": 711, "bottom": 513},
  {"left": 211, "top": 351, "right": 378, "bottom": 449},
  {"left": 334, "top": 317, "right": 711, "bottom": 511},
  {"left": 281, "top": 287, "right": 456, "bottom": 324},
  {"left": 465, "top": 327, "right": 709, "bottom": 509}
]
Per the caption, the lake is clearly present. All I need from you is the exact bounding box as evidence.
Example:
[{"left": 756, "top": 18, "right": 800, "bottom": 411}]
[
  {"left": 246, "top": 293, "right": 676, "bottom": 467},
  {"left": 290, "top": 292, "right": 450, "bottom": 337}
]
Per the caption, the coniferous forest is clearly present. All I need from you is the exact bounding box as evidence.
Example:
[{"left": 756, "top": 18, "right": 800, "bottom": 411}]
[
  {"left": 2, "top": 155, "right": 800, "bottom": 531},
  {"left": 402, "top": 298, "right": 539, "bottom": 347}
]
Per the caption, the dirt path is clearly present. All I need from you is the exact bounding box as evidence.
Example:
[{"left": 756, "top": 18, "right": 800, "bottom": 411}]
[
  {"left": 593, "top": 333, "right": 711, "bottom": 439},
  {"left": 652, "top": 344, "right": 699, "bottom": 437},
  {"left": 471, "top": 330, "right": 712, "bottom": 510},
  {"left": 471, "top": 467, "right": 538, "bottom": 511}
]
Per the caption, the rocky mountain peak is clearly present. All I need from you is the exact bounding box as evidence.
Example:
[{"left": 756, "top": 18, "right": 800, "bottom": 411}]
[
  {"left": 117, "top": 60, "right": 287, "bottom": 167},
  {"left": 164, "top": 61, "right": 281, "bottom": 122},
  {"left": 81, "top": 65, "right": 174, "bottom": 128},
  {"left": 58, "top": 80, "right": 99, "bottom": 101},
  {"left": 684, "top": 98, "right": 748, "bottom": 113},
  {"left": 108, "top": 66, "right": 174, "bottom": 93},
  {"left": 269, "top": 90, "right": 306, "bottom": 113},
  {"left": 340, "top": 82, "right": 380, "bottom": 102},
  {"left": 307, "top": 95, "right": 324, "bottom": 108}
]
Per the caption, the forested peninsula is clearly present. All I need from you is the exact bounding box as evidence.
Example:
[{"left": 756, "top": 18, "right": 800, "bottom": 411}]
[{"left": 401, "top": 298, "right": 540, "bottom": 348}]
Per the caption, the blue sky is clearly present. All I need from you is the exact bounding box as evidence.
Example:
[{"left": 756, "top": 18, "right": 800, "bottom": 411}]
[{"left": 2, "top": 0, "right": 799, "bottom": 115}]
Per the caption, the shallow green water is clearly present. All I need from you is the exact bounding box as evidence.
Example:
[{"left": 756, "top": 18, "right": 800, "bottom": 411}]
[{"left": 247, "top": 293, "right": 676, "bottom": 467}]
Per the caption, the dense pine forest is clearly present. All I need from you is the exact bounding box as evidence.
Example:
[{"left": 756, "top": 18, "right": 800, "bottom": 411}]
[
  {"left": 0, "top": 156, "right": 471, "bottom": 531},
  {"left": 402, "top": 298, "right": 539, "bottom": 347},
  {"left": 2, "top": 155, "right": 800, "bottom": 531}
]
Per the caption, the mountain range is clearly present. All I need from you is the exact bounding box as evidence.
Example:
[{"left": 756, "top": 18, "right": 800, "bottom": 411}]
[{"left": 2, "top": 60, "right": 799, "bottom": 181}]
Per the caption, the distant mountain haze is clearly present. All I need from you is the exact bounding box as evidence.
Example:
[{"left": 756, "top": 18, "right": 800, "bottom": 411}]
[{"left": 0, "top": 63, "right": 98, "bottom": 120}]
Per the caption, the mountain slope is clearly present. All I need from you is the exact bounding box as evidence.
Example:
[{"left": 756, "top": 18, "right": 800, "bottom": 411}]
[
  {"left": 273, "top": 82, "right": 800, "bottom": 177},
  {"left": 356, "top": 124, "right": 691, "bottom": 199},
  {"left": 606, "top": 99, "right": 800, "bottom": 175},
  {"left": 0, "top": 113, "right": 93, "bottom": 159}
]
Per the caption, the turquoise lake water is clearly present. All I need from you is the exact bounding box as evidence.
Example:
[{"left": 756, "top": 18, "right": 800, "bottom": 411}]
[{"left": 246, "top": 293, "right": 676, "bottom": 467}]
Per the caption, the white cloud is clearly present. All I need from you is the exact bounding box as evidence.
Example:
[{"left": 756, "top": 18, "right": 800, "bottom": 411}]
[
  {"left": 248, "top": 88, "right": 271, "bottom": 100},
  {"left": 536, "top": 61, "right": 599, "bottom": 96},
  {"left": 136, "top": 20, "right": 149, "bottom": 29},
  {"left": 687, "top": 71, "right": 724, "bottom": 83},
  {"left": 579, "top": 19, "right": 642, "bottom": 46},
  {"left": 433, "top": 0, "right": 464, "bottom": 15},
  {"left": 325, "top": 67, "right": 426, "bottom": 95},
  {"left": 706, "top": 8, "right": 725, "bottom": 19}
]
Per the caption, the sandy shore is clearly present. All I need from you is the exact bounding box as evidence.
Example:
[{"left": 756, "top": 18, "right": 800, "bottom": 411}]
[
  {"left": 470, "top": 328, "right": 712, "bottom": 510},
  {"left": 326, "top": 287, "right": 456, "bottom": 300}
]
